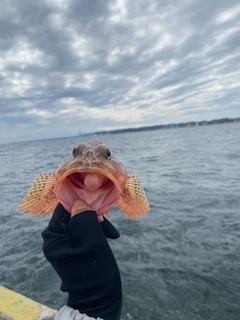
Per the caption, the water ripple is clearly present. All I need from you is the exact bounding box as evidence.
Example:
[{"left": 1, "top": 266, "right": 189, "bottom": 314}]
[{"left": 1, "top": 123, "right": 240, "bottom": 319}]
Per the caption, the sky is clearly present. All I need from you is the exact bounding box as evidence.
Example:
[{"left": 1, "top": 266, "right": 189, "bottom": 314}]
[{"left": 1, "top": 0, "right": 240, "bottom": 143}]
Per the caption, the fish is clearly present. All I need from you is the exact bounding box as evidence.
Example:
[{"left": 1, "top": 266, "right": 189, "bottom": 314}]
[{"left": 19, "top": 137, "right": 150, "bottom": 219}]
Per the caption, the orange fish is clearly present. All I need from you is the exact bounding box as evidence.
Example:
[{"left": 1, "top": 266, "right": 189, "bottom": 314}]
[{"left": 19, "top": 137, "right": 150, "bottom": 219}]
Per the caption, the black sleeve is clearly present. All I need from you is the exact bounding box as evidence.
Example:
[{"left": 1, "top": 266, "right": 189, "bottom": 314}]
[{"left": 42, "top": 203, "right": 122, "bottom": 320}]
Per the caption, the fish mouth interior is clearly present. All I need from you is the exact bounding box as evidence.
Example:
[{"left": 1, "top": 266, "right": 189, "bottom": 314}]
[{"left": 56, "top": 172, "right": 120, "bottom": 215}]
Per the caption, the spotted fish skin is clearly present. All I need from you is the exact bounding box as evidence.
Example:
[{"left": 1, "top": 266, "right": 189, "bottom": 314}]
[{"left": 19, "top": 137, "right": 150, "bottom": 219}]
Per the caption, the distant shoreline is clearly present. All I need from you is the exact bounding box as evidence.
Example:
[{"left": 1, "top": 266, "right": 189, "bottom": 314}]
[
  {"left": 93, "top": 117, "right": 240, "bottom": 135},
  {"left": 3, "top": 117, "right": 240, "bottom": 145}
]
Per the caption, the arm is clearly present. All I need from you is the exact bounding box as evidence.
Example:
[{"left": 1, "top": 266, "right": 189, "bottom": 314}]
[
  {"left": 42, "top": 203, "right": 122, "bottom": 320},
  {"left": 55, "top": 305, "right": 103, "bottom": 320}
]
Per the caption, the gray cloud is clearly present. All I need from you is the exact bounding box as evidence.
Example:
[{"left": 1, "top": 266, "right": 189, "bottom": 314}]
[{"left": 0, "top": 0, "right": 240, "bottom": 143}]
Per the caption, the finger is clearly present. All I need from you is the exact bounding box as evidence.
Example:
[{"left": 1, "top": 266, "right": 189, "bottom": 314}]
[
  {"left": 98, "top": 215, "right": 104, "bottom": 223},
  {"left": 42, "top": 203, "right": 72, "bottom": 258},
  {"left": 103, "top": 213, "right": 110, "bottom": 220},
  {"left": 98, "top": 213, "right": 110, "bottom": 223},
  {"left": 47, "top": 203, "right": 70, "bottom": 232},
  {"left": 71, "top": 199, "right": 91, "bottom": 217},
  {"left": 100, "top": 217, "right": 120, "bottom": 239},
  {"left": 68, "top": 210, "right": 105, "bottom": 247}
]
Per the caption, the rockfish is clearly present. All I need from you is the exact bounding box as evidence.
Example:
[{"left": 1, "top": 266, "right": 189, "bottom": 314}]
[{"left": 19, "top": 137, "right": 150, "bottom": 219}]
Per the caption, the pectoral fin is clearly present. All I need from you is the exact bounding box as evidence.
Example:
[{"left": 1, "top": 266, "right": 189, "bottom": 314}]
[
  {"left": 116, "top": 175, "right": 150, "bottom": 219},
  {"left": 19, "top": 173, "right": 58, "bottom": 217}
]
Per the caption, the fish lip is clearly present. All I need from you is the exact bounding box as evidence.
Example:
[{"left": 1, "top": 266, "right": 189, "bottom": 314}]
[{"left": 54, "top": 167, "right": 123, "bottom": 194}]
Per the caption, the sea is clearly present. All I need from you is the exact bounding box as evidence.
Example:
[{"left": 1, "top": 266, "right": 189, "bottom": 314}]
[{"left": 0, "top": 123, "right": 240, "bottom": 320}]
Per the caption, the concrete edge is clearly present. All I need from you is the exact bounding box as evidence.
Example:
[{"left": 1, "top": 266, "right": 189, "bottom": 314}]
[{"left": 0, "top": 286, "right": 57, "bottom": 320}]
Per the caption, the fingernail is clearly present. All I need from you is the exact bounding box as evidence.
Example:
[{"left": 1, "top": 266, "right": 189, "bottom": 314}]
[
  {"left": 98, "top": 215, "right": 104, "bottom": 223},
  {"left": 103, "top": 213, "right": 110, "bottom": 220}
]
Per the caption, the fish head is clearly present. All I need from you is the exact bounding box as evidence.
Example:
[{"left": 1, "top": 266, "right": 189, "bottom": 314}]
[{"left": 54, "top": 137, "right": 128, "bottom": 215}]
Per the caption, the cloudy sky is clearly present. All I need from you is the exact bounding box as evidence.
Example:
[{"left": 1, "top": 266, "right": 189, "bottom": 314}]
[{"left": 1, "top": 0, "right": 240, "bottom": 143}]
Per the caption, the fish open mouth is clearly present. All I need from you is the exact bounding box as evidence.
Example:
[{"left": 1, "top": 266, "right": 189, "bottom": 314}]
[{"left": 54, "top": 171, "right": 121, "bottom": 215}]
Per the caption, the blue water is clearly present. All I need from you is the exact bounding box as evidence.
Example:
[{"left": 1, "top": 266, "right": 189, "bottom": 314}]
[{"left": 1, "top": 123, "right": 240, "bottom": 320}]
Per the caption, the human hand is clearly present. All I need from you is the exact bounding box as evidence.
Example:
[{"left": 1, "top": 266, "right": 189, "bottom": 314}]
[
  {"left": 71, "top": 199, "right": 91, "bottom": 216},
  {"left": 71, "top": 199, "right": 109, "bottom": 224},
  {"left": 42, "top": 203, "right": 122, "bottom": 320}
]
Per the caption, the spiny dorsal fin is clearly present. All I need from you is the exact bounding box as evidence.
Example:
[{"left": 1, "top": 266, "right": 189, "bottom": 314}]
[
  {"left": 116, "top": 175, "right": 150, "bottom": 219},
  {"left": 19, "top": 173, "right": 58, "bottom": 217}
]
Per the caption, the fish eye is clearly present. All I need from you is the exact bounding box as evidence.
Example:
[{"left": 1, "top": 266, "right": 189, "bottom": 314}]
[
  {"left": 72, "top": 147, "right": 77, "bottom": 156},
  {"left": 105, "top": 148, "right": 111, "bottom": 159},
  {"left": 72, "top": 143, "right": 86, "bottom": 157}
]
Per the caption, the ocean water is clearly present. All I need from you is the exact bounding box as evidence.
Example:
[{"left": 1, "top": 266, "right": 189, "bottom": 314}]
[{"left": 1, "top": 123, "right": 240, "bottom": 320}]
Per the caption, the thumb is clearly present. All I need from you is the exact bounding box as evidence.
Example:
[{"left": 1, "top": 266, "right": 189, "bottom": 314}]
[{"left": 71, "top": 200, "right": 91, "bottom": 217}]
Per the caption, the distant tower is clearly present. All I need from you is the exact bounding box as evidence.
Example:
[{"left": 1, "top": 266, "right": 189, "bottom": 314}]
[{"left": 78, "top": 129, "right": 82, "bottom": 136}]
